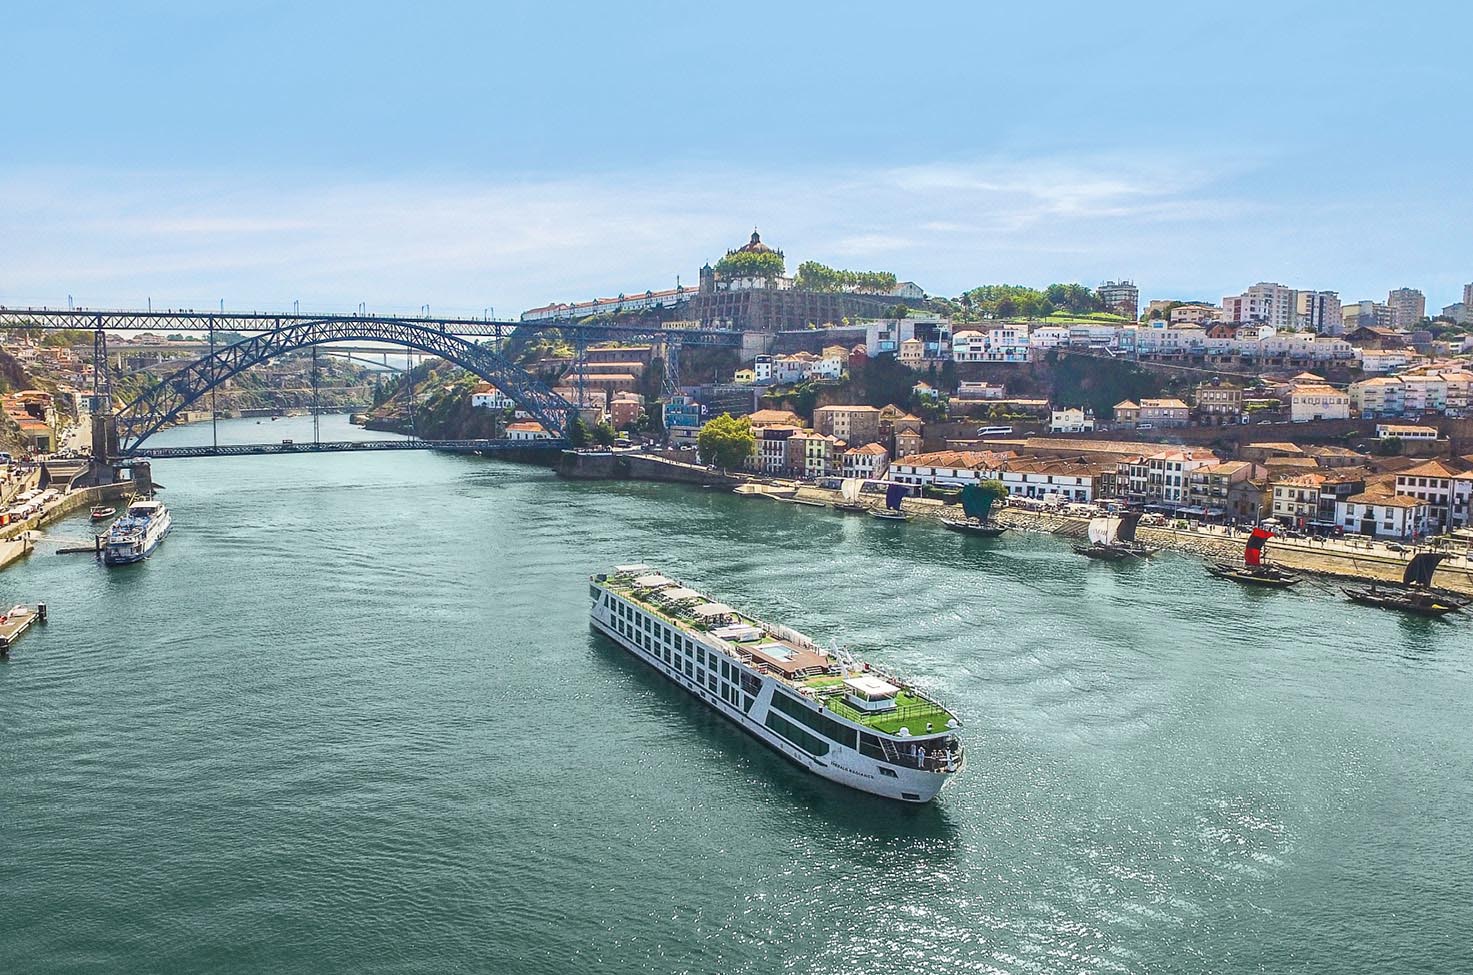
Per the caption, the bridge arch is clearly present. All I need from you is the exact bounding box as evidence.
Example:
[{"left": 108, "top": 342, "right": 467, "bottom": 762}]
[{"left": 115, "top": 318, "right": 575, "bottom": 453}]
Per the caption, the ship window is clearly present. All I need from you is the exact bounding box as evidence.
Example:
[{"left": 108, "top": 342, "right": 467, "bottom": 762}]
[
  {"left": 764, "top": 711, "right": 830, "bottom": 757},
  {"left": 684, "top": 661, "right": 693, "bottom": 678},
  {"left": 878, "top": 767, "right": 898, "bottom": 779},
  {"left": 770, "top": 690, "right": 858, "bottom": 750},
  {"left": 707, "top": 672, "right": 717, "bottom": 691}
]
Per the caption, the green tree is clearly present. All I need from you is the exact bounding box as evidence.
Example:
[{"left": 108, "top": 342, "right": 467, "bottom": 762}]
[
  {"left": 592, "top": 422, "right": 617, "bottom": 447},
  {"left": 715, "top": 250, "right": 785, "bottom": 279},
  {"left": 697, "top": 413, "right": 755, "bottom": 469},
  {"left": 567, "top": 415, "right": 590, "bottom": 448},
  {"left": 978, "top": 478, "right": 1007, "bottom": 503}
]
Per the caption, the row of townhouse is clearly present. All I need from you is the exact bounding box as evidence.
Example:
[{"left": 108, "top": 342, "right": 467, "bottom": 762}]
[
  {"left": 741, "top": 347, "right": 849, "bottom": 385},
  {"left": 521, "top": 285, "right": 696, "bottom": 322},
  {"left": 858, "top": 317, "right": 1390, "bottom": 370},
  {"left": 748, "top": 423, "right": 890, "bottom": 479},
  {"left": 1348, "top": 370, "right": 1473, "bottom": 417},
  {"left": 1393, "top": 459, "right": 1473, "bottom": 534},
  {"left": 1113, "top": 399, "right": 1191, "bottom": 428},
  {"left": 1264, "top": 461, "right": 1473, "bottom": 537},
  {"left": 886, "top": 450, "right": 1109, "bottom": 503}
]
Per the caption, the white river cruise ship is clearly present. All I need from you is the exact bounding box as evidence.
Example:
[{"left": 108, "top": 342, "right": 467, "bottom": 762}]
[
  {"left": 590, "top": 565, "right": 964, "bottom": 802},
  {"left": 102, "top": 499, "right": 173, "bottom": 566}
]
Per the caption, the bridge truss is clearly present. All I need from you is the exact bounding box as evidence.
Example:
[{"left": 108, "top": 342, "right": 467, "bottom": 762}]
[
  {"left": 111, "top": 318, "right": 576, "bottom": 454},
  {"left": 0, "top": 307, "right": 743, "bottom": 457}
]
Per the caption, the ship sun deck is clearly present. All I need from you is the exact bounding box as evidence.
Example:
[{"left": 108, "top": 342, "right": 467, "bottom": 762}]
[{"left": 599, "top": 569, "right": 958, "bottom": 739}]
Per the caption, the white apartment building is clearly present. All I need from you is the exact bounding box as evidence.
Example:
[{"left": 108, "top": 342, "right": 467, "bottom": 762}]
[
  {"left": 1169, "top": 303, "right": 1223, "bottom": 325},
  {"left": 1349, "top": 377, "right": 1406, "bottom": 416},
  {"left": 471, "top": 383, "right": 516, "bottom": 410},
  {"left": 1049, "top": 407, "right": 1096, "bottom": 433},
  {"left": 841, "top": 442, "right": 889, "bottom": 479},
  {"left": 1335, "top": 492, "right": 1429, "bottom": 539},
  {"left": 1376, "top": 424, "right": 1439, "bottom": 441},
  {"left": 1289, "top": 384, "right": 1351, "bottom": 422},
  {"left": 887, "top": 450, "right": 1010, "bottom": 487},
  {"left": 1357, "top": 349, "right": 1416, "bottom": 373},
  {"left": 505, "top": 421, "right": 554, "bottom": 441},
  {"left": 1395, "top": 460, "right": 1472, "bottom": 532},
  {"left": 1400, "top": 374, "right": 1448, "bottom": 413},
  {"left": 1028, "top": 326, "right": 1072, "bottom": 350},
  {"left": 952, "top": 326, "right": 1030, "bottom": 363},
  {"left": 1272, "top": 474, "right": 1325, "bottom": 524},
  {"left": 1223, "top": 282, "right": 1296, "bottom": 328},
  {"left": 865, "top": 316, "right": 951, "bottom": 358},
  {"left": 998, "top": 460, "right": 1101, "bottom": 503},
  {"left": 1134, "top": 326, "right": 1207, "bottom": 355},
  {"left": 1295, "top": 290, "right": 1343, "bottom": 335}
]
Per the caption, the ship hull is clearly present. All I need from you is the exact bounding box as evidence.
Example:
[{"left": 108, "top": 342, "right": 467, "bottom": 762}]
[
  {"left": 1207, "top": 564, "right": 1301, "bottom": 587},
  {"left": 588, "top": 610, "right": 951, "bottom": 803},
  {"left": 1343, "top": 588, "right": 1464, "bottom": 616},
  {"left": 941, "top": 518, "right": 1007, "bottom": 537},
  {"left": 102, "top": 514, "right": 172, "bottom": 566}
]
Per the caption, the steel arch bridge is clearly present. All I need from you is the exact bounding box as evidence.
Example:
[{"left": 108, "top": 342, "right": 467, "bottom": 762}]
[{"left": 114, "top": 318, "right": 575, "bottom": 454}]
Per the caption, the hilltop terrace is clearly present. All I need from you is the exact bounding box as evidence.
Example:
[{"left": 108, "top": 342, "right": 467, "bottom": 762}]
[{"left": 601, "top": 565, "right": 957, "bottom": 738}]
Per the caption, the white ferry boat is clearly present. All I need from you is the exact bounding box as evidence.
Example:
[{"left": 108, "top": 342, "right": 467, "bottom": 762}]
[
  {"left": 590, "top": 565, "right": 964, "bottom": 802},
  {"left": 102, "top": 499, "right": 173, "bottom": 566}
]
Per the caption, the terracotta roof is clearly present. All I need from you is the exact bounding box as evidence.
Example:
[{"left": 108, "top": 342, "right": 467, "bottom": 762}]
[
  {"left": 1346, "top": 491, "right": 1425, "bottom": 508},
  {"left": 1195, "top": 461, "right": 1255, "bottom": 476},
  {"left": 846, "top": 442, "right": 889, "bottom": 456},
  {"left": 813, "top": 404, "right": 881, "bottom": 414},
  {"left": 1274, "top": 473, "right": 1327, "bottom": 487},
  {"left": 747, "top": 409, "right": 804, "bottom": 426},
  {"left": 1399, "top": 459, "right": 1467, "bottom": 479},
  {"left": 896, "top": 450, "right": 1011, "bottom": 470}
]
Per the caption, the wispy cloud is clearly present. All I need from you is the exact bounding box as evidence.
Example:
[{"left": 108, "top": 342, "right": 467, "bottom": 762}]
[{"left": 2, "top": 151, "right": 1450, "bottom": 313}]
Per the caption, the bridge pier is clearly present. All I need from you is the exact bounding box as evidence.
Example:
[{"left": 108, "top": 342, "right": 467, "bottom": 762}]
[{"left": 91, "top": 412, "right": 120, "bottom": 463}]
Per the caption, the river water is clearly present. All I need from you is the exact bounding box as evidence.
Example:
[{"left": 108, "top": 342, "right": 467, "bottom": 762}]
[{"left": 4, "top": 415, "right": 1471, "bottom": 974}]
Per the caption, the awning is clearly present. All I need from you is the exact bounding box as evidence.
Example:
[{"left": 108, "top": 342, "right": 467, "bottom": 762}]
[
  {"left": 693, "top": 602, "right": 734, "bottom": 618},
  {"left": 844, "top": 675, "right": 900, "bottom": 699},
  {"left": 659, "top": 587, "right": 702, "bottom": 602},
  {"left": 615, "top": 564, "right": 652, "bottom": 574},
  {"left": 633, "top": 574, "right": 675, "bottom": 589}
]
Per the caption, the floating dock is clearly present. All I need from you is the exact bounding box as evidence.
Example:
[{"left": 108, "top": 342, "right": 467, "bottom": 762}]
[{"left": 0, "top": 603, "right": 46, "bottom": 653}]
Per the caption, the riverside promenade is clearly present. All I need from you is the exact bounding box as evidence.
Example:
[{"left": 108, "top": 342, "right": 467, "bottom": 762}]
[
  {"left": 737, "top": 483, "right": 1473, "bottom": 597},
  {"left": 0, "top": 482, "right": 133, "bottom": 571}
]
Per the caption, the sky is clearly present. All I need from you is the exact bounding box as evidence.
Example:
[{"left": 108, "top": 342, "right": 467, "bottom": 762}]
[{"left": 2, "top": 0, "right": 1471, "bottom": 317}]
